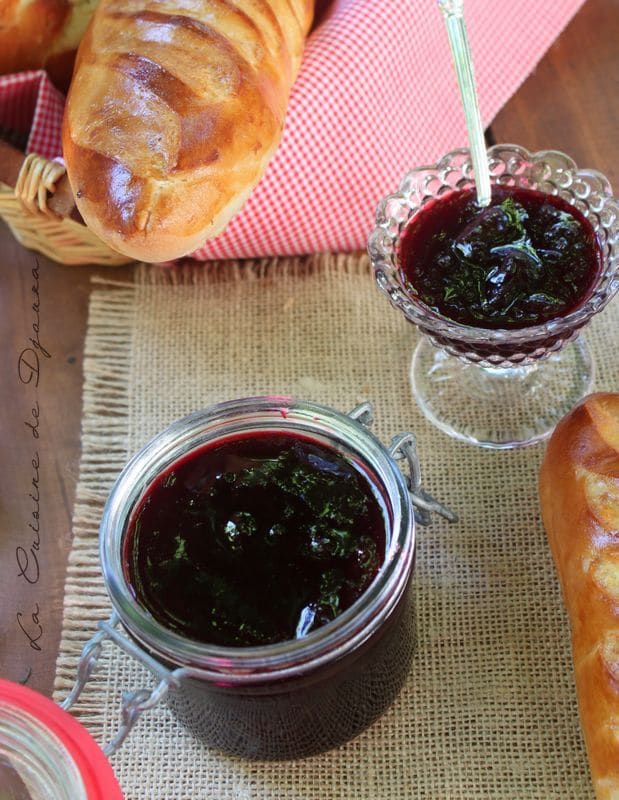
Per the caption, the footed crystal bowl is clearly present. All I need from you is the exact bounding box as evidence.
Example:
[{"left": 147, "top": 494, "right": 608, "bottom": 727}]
[{"left": 368, "top": 144, "right": 619, "bottom": 448}]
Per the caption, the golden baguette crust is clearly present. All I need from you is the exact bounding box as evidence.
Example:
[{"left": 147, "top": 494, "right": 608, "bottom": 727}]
[
  {"left": 0, "top": 0, "right": 99, "bottom": 89},
  {"left": 62, "top": 0, "right": 313, "bottom": 262},
  {"left": 540, "top": 393, "right": 619, "bottom": 800}
]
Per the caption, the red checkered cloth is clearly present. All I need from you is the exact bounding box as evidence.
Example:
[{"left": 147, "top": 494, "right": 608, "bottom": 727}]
[
  {"left": 0, "top": 0, "right": 585, "bottom": 261},
  {"left": 0, "top": 70, "right": 64, "bottom": 157}
]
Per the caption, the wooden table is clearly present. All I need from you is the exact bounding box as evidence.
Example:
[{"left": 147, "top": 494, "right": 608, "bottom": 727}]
[{"left": 1, "top": 0, "right": 618, "bottom": 698}]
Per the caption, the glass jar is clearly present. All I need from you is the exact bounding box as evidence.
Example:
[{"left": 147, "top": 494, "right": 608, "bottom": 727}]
[
  {"left": 66, "top": 397, "right": 454, "bottom": 761},
  {"left": 0, "top": 679, "right": 122, "bottom": 799}
]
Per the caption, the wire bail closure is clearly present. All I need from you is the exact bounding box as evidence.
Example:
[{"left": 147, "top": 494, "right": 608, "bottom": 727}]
[
  {"left": 61, "top": 613, "right": 184, "bottom": 756},
  {"left": 348, "top": 402, "right": 457, "bottom": 526}
]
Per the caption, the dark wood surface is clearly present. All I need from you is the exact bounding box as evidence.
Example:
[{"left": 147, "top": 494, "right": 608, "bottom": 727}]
[
  {"left": 1, "top": 0, "right": 617, "bottom": 699},
  {"left": 0, "top": 245, "right": 136, "bottom": 695},
  {"left": 492, "top": 0, "right": 619, "bottom": 189}
]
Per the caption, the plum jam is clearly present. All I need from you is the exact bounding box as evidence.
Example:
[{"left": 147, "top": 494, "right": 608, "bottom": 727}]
[
  {"left": 124, "top": 432, "right": 388, "bottom": 648},
  {"left": 102, "top": 398, "right": 420, "bottom": 759},
  {"left": 399, "top": 186, "right": 602, "bottom": 329}
]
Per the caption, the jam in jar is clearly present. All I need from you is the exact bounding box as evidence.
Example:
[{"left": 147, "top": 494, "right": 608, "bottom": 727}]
[
  {"left": 100, "top": 398, "right": 420, "bottom": 759},
  {"left": 124, "top": 432, "right": 388, "bottom": 648}
]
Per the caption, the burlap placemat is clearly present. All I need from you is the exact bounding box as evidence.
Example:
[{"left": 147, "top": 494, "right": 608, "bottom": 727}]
[{"left": 54, "top": 255, "right": 619, "bottom": 800}]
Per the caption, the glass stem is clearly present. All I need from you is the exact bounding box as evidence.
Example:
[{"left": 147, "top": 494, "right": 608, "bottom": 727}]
[
  {"left": 469, "top": 361, "right": 540, "bottom": 400},
  {"left": 438, "top": 0, "right": 492, "bottom": 206}
]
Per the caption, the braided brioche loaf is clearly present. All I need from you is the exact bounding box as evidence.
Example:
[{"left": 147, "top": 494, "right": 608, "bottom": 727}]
[
  {"left": 539, "top": 393, "right": 619, "bottom": 799},
  {"left": 62, "top": 0, "right": 314, "bottom": 262}
]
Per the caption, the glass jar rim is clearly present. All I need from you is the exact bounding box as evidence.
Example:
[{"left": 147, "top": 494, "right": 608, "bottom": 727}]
[{"left": 100, "top": 396, "right": 415, "bottom": 681}]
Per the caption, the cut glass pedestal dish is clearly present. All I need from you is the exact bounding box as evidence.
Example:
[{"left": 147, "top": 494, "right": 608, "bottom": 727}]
[{"left": 369, "top": 145, "right": 619, "bottom": 448}]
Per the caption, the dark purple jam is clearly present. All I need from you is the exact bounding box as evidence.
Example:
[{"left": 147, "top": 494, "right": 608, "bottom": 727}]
[
  {"left": 123, "top": 432, "right": 388, "bottom": 648},
  {"left": 399, "top": 186, "right": 602, "bottom": 329}
]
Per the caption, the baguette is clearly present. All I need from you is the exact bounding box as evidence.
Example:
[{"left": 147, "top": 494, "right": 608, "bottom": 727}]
[
  {"left": 62, "top": 0, "right": 314, "bottom": 262},
  {"left": 0, "top": 0, "right": 99, "bottom": 90},
  {"left": 539, "top": 393, "right": 619, "bottom": 800}
]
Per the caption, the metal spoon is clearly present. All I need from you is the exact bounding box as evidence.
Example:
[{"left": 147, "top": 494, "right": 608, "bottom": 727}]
[{"left": 438, "top": 0, "right": 492, "bottom": 206}]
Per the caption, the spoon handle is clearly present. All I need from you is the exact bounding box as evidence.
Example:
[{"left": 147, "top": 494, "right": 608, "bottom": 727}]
[{"left": 438, "top": 0, "right": 492, "bottom": 206}]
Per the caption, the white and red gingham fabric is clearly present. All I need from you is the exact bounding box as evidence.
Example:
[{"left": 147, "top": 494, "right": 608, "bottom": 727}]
[
  {"left": 0, "top": 0, "right": 585, "bottom": 261},
  {"left": 0, "top": 70, "right": 64, "bottom": 156}
]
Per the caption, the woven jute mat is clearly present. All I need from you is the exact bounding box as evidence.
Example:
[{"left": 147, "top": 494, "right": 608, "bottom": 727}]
[{"left": 54, "top": 255, "right": 619, "bottom": 799}]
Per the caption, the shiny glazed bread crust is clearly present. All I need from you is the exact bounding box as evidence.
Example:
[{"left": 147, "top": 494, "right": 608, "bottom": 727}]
[
  {"left": 62, "top": 0, "right": 314, "bottom": 262},
  {"left": 539, "top": 393, "right": 619, "bottom": 800}
]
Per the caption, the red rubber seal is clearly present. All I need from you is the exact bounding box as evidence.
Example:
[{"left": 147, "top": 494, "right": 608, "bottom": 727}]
[{"left": 0, "top": 679, "right": 123, "bottom": 799}]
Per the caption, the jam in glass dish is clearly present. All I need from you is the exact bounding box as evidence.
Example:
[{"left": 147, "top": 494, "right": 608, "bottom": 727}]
[
  {"left": 369, "top": 145, "right": 619, "bottom": 448},
  {"left": 63, "top": 397, "right": 454, "bottom": 761}
]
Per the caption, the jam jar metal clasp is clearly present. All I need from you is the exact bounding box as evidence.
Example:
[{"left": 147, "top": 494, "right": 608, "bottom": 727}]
[
  {"left": 348, "top": 402, "right": 457, "bottom": 526},
  {"left": 60, "top": 612, "right": 178, "bottom": 756}
]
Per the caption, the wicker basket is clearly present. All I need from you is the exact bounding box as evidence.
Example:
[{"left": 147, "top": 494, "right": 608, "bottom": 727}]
[{"left": 0, "top": 169, "right": 133, "bottom": 267}]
